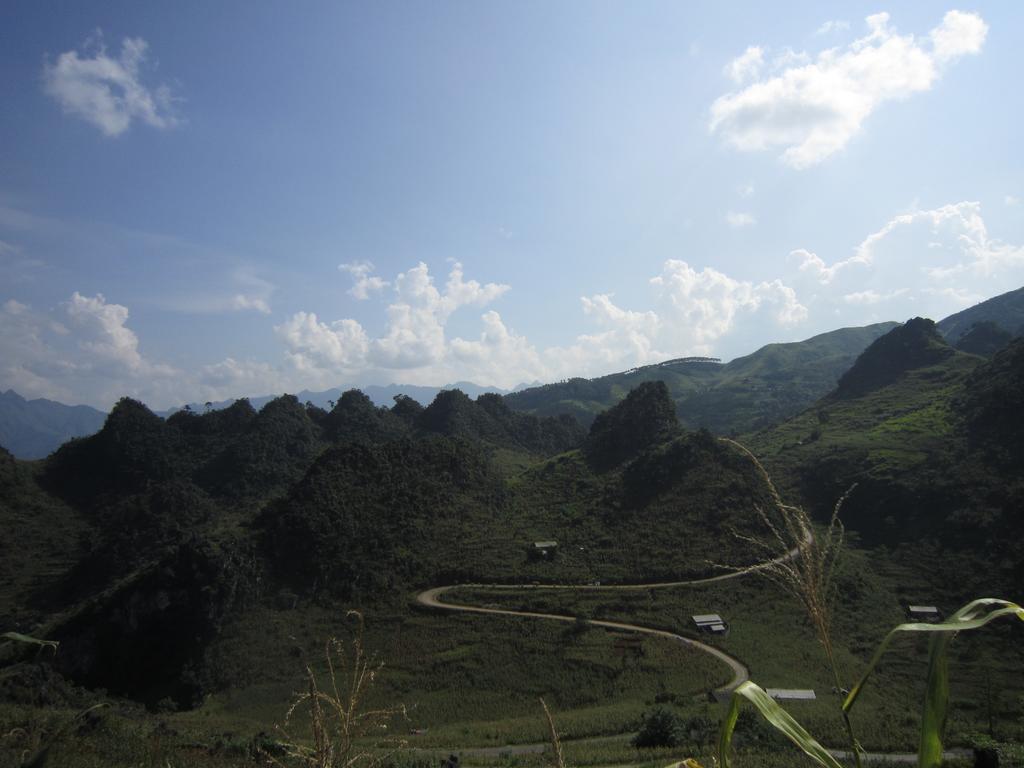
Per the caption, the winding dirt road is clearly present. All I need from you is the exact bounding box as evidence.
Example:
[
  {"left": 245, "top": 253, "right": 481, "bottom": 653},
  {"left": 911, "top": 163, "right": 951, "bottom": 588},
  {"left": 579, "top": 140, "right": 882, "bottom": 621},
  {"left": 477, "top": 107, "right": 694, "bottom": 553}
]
[
  {"left": 413, "top": 538, "right": 975, "bottom": 765},
  {"left": 416, "top": 583, "right": 747, "bottom": 692},
  {"left": 414, "top": 540, "right": 805, "bottom": 694}
]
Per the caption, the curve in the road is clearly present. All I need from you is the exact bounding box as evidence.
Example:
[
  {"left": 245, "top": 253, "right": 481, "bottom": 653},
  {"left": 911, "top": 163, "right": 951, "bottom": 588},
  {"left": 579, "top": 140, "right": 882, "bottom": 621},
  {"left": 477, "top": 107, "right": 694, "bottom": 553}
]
[
  {"left": 417, "top": 584, "right": 747, "bottom": 692},
  {"left": 415, "top": 539, "right": 805, "bottom": 695}
]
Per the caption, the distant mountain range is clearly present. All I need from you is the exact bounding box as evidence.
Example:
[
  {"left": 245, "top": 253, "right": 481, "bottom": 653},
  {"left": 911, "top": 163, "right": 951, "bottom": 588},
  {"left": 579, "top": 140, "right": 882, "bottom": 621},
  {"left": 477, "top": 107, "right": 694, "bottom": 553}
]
[
  {"left": 2, "top": 285, "right": 1021, "bottom": 459},
  {"left": 0, "top": 390, "right": 107, "bottom": 460},
  {"left": 506, "top": 321, "right": 900, "bottom": 433},
  {"left": 507, "top": 285, "right": 1024, "bottom": 432}
]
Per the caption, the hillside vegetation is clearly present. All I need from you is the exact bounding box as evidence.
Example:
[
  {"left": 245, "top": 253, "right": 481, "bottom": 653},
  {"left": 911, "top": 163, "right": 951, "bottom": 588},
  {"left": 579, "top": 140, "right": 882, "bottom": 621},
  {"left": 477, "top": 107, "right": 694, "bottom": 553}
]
[
  {"left": 506, "top": 323, "right": 898, "bottom": 433},
  {"left": 749, "top": 319, "right": 1024, "bottom": 592},
  {"left": 2, "top": 312, "right": 1023, "bottom": 767}
]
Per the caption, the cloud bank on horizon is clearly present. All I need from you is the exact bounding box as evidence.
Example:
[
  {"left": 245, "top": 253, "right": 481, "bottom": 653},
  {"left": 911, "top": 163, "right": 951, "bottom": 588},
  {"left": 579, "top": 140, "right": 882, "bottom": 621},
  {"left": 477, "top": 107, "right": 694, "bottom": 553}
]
[
  {"left": 1, "top": 5, "right": 1020, "bottom": 409},
  {"left": 2, "top": 198, "right": 1021, "bottom": 409}
]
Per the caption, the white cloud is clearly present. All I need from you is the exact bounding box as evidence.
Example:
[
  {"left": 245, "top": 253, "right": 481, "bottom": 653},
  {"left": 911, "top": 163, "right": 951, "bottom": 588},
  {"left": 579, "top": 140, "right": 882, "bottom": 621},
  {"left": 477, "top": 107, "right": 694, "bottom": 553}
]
[
  {"left": 815, "top": 20, "right": 851, "bottom": 36},
  {"left": 738, "top": 182, "right": 755, "bottom": 198},
  {"left": 1006, "top": 195, "right": 1021, "bottom": 207},
  {"left": 339, "top": 261, "right": 390, "bottom": 299},
  {"left": 65, "top": 292, "right": 147, "bottom": 370},
  {"left": 791, "top": 201, "right": 1024, "bottom": 327},
  {"left": 0, "top": 292, "right": 183, "bottom": 407},
  {"left": 369, "top": 261, "right": 509, "bottom": 368},
  {"left": 6, "top": 200, "right": 1020, "bottom": 409},
  {"left": 651, "top": 261, "right": 807, "bottom": 348},
  {"left": 275, "top": 259, "right": 808, "bottom": 389},
  {"left": 231, "top": 294, "right": 271, "bottom": 314},
  {"left": 710, "top": 10, "right": 988, "bottom": 168},
  {"left": 841, "top": 289, "right": 908, "bottom": 305},
  {"left": 791, "top": 245, "right": 871, "bottom": 284},
  {"left": 726, "top": 211, "right": 757, "bottom": 228},
  {"left": 799, "top": 201, "right": 1024, "bottom": 286},
  {"left": 276, "top": 312, "right": 370, "bottom": 372},
  {"left": 772, "top": 48, "right": 811, "bottom": 70},
  {"left": 3, "top": 299, "right": 29, "bottom": 316},
  {"left": 278, "top": 261, "right": 512, "bottom": 378},
  {"left": 930, "top": 10, "right": 988, "bottom": 63},
  {"left": 448, "top": 311, "right": 548, "bottom": 385},
  {"left": 43, "top": 31, "right": 180, "bottom": 137},
  {"left": 725, "top": 46, "right": 765, "bottom": 84}
]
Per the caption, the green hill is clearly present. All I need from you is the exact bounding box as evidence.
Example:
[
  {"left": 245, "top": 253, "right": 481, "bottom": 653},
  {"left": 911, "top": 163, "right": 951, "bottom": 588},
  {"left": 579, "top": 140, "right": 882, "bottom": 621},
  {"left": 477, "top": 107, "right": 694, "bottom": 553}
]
[
  {"left": 747, "top": 321, "right": 1024, "bottom": 591},
  {"left": 506, "top": 322, "right": 898, "bottom": 433},
  {"left": 4, "top": 322, "right": 1024, "bottom": 764},
  {"left": 936, "top": 285, "right": 1024, "bottom": 342}
]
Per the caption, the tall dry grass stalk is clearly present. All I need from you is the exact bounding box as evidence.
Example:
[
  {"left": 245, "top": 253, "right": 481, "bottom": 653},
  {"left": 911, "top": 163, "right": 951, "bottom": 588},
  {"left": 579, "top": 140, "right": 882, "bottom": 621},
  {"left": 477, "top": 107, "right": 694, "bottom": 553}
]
[
  {"left": 539, "top": 698, "right": 566, "bottom": 768},
  {"left": 271, "top": 611, "right": 407, "bottom": 768},
  {"left": 718, "top": 438, "right": 861, "bottom": 767}
]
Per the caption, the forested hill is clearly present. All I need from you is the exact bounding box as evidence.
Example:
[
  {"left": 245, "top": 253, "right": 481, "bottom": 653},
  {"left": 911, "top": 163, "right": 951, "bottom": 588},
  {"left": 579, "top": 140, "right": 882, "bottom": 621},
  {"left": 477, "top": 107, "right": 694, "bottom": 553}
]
[
  {"left": 749, "top": 318, "right": 1024, "bottom": 591},
  {"left": 936, "top": 285, "right": 1024, "bottom": 342},
  {"left": 505, "top": 322, "right": 898, "bottom": 433},
  {"left": 1, "top": 378, "right": 776, "bottom": 710}
]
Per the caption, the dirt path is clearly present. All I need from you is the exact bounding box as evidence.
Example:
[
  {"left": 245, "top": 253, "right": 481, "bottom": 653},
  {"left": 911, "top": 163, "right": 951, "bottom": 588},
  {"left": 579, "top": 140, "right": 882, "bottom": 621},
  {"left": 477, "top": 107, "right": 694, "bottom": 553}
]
[
  {"left": 414, "top": 539, "right": 805, "bottom": 694},
  {"left": 412, "top": 536, "right": 972, "bottom": 765},
  {"left": 417, "top": 583, "right": 748, "bottom": 691}
]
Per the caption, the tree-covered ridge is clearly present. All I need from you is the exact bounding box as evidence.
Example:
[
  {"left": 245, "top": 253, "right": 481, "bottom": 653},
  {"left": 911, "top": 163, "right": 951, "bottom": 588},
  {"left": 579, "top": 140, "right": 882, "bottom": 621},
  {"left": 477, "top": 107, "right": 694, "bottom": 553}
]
[
  {"left": 260, "top": 437, "right": 509, "bottom": 598},
  {"left": 0, "top": 386, "right": 592, "bottom": 704},
  {"left": 959, "top": 336, "right": 1024, "bottom": 471},
  {"left": 0, "top": 374, "right": 792, "bottom": 709},
  {"left": 583, "top": 381, "right": 681, "bottom": 471},
  {"left": 505, "top": 323, "right": 899, "bottom": 433},
  {"left": 831, "top": 317, "right": 954, "bottom": 399},
  {"left": 935, "top": 284, "right": 1024, "bottom": 342},
  {"left": 953, "top": 319, "right": 1016, "bottom": 357},
  {"left": 749, "top": 319, "right": 1023, "bottom": 590}
]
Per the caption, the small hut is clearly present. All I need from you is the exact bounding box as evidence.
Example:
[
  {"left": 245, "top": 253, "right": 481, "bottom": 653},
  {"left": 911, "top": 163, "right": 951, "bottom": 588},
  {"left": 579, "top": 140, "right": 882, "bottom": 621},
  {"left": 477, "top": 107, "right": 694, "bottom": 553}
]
[{"left": 692, "top": 614, "right": 729, "bottom": 635}]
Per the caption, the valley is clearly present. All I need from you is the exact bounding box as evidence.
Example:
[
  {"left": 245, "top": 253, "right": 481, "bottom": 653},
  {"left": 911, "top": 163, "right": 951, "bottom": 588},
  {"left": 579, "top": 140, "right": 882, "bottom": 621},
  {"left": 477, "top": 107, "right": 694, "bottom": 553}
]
[{"left": 1, "top": 310, "right": 1023, "bottom": 768}]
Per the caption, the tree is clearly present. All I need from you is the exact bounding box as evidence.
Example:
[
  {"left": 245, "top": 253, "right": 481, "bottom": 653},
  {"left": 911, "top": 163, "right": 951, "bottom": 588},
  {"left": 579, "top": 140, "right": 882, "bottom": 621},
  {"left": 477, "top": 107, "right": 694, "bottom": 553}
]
[{"left": 632, "top": 707, "right": 684, "bottom": 748}]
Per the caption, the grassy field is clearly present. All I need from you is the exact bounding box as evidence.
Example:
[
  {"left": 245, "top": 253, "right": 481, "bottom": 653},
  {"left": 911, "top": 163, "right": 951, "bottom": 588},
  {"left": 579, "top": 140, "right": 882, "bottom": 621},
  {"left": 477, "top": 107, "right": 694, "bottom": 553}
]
[
  {"left": 440, "top": 544, "right": 1024, "bottom": 754},
  {"left": 2, "top": 538, "right": 1020, "bottom": 767}
]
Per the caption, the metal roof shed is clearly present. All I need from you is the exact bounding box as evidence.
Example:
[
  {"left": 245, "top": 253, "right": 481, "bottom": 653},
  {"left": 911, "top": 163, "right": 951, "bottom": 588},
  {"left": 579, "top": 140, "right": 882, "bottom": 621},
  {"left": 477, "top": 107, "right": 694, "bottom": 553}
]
[{"left": 766, "top": 689, "right": 816, "bottom": 701}]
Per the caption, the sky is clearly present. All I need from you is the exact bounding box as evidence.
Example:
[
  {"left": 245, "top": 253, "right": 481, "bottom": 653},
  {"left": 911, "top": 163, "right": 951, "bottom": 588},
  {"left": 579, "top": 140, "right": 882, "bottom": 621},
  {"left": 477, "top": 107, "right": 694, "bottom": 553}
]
[{"left": 1, "top": 1, "right": 1023, "bottom": 410}]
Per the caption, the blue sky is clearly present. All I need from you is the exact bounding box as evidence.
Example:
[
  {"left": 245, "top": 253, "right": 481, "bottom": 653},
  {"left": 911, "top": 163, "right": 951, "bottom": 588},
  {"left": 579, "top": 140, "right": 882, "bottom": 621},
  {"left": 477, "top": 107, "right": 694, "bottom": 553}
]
[{"left": 2, "top": 1, "right": 1023, "bottom": 409}]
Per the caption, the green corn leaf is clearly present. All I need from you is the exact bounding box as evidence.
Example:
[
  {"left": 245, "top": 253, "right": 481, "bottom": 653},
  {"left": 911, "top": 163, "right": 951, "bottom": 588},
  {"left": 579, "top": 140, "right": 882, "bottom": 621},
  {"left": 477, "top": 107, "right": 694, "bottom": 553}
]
[
  {"left": 1, "top": 631, "right": 59, "bottom": 652},
  {"left": 843, "top": 599, "right": 1023, "bottom": 715},
  {"left": 841, "top": 598, "right": 1022, "bottom": 768},
  {"left": 718, "top": 681, "right": 844, "bottom": 768},
  {"left": 919, "top": 631, "right": 950, "bottom": 768}
]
